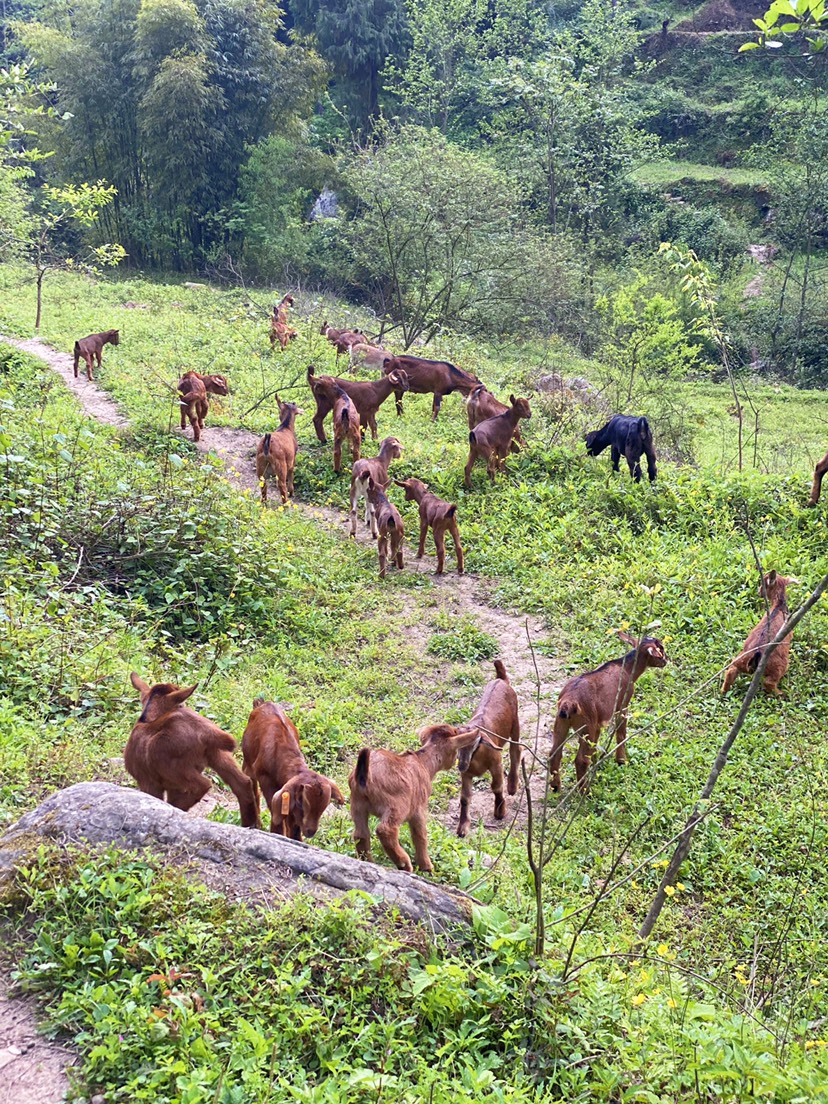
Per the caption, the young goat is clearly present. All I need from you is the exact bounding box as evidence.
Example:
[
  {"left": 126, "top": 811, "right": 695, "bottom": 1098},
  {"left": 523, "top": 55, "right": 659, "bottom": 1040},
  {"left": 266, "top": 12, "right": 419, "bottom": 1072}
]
[
  {"left": 586, "top": 415, "right": 657, "bottom": 483},
  {"left": 808, "top": 450, "right": 828, "bottom": 506},
  {"left": 466, "top": 385, "right": 522, "bottom": 453},
  {"left": 464, "top": 395, "right": 532, "bottom": 487},
  {"left": 73, "top": 329, "right": 120, "bottom": 381},
  {"left": 349, "top": 437, "right": 404, "bottom": 538},
  {"left": 394, "top": 477, "right": 464, "bottom": 575},
  {"left": 349, "top": 724, "right": 480, "bottom": 872},
  {"left": 125, "top": 673, "right": 257, "bottom": 826},
  {"left": 320, "top": 322, "right": 364, "bottom": 362},
  {"left": 549, "top": 632, "right": 668, "bottom": 794},
  {"left": 722, "top": 571, "right": 799, "bottom": 696},
  {"left": 306, "top": 367, "right": 361, "bottom": 472},
  {"left": 269, "top": 294, "right": 296, "bottom": 350},
  {"left": 455, "top": 660, "right": 520, "bottom": 837},
  {"left": 308, "top": 366, "right": 409, "bottom": 442},
  {"left": 178, "top": 370, "right": 229, "bottom": 442},
  {"left": 381, "top": 355, "right": 481, "bottom": 420},
  {"left": 366, "top": 476, "right": 404, "bottom": 578},
  {"left": 349, "top": 342, "right": 392, "bottom": 371},
  {"left": 256, "top": 396, "right": 302, "bottom": 504},
  {"left": 241, "top": 698, "right": 344, "bottom": 839}
]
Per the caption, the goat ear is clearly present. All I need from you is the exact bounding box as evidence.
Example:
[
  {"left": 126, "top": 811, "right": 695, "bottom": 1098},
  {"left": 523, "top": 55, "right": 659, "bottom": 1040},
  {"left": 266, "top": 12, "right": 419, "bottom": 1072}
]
[
  {"left": 765, "top": 570, "right": 778, "bottom": 586},
  {"left": 169, "top": 684, "right": 197, "bottom": 705},
  {"left": 645, "top": 644, "right": 662, "bottom": 658},
  {"left": 509, "top": 394, "right": 516, "bottom": 405},
  {"left": 329, "top": 782, "right": 345, "bottom": 806},
  {"left": 617, "top": 630, "right": 638, "bottom": 647},
  {"left": 130, "top": 672, "right": 150, "bottom": 695}
]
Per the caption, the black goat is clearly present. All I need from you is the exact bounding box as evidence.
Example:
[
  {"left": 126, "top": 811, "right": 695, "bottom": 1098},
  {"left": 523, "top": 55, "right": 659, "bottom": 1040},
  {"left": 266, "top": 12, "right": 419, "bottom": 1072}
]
[{"left": 585, "top": 415, "right": 657, "bottom": 483}]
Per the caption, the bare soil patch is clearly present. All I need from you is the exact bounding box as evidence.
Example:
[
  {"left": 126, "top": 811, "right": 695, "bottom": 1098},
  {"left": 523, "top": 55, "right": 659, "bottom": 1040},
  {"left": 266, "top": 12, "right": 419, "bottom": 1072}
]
[{"left": 0, "top": 972, "right": 74, "bottom": 1104}]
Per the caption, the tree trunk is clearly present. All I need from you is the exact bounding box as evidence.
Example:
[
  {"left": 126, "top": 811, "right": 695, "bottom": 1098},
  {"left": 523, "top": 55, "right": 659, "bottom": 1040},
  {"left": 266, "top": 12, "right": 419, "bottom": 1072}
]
[{"left": 35, "top": 270, "right": 44, "bottom": 330}]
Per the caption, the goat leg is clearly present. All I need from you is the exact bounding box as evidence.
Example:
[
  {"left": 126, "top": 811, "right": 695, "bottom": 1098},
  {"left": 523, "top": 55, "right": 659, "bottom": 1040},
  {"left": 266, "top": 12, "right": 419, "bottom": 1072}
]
[
  {"left": 457, "top": 771, "right": 473, "bottom": 838},
  {"left": 406, "top": 813, "right": 433, "bottom": 873},
  {"left": 210, "top": 750, "right": 259, "bottom": 828},
  {"left": 377, "top": 821, "right": 414, "bottom": 872}
]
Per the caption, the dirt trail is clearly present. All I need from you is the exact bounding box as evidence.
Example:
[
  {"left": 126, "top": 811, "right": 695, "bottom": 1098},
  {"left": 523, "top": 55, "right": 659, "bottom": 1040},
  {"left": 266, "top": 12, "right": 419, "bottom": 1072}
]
[{"left": 0, "top": 974, "right": 74, "bottom": 1104}]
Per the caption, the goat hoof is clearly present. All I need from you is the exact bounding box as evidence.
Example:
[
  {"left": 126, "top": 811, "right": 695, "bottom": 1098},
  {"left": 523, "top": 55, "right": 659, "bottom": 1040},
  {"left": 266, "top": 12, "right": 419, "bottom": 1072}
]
[{"left": 456, "top": 826, "right": 469, "bottom": 838}]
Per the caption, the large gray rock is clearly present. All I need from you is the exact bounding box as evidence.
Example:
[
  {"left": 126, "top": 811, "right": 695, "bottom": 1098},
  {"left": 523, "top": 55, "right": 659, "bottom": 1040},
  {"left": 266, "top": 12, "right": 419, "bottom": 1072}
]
[{"left": 0, "top": 783, "right": 475, "bottom": 934}]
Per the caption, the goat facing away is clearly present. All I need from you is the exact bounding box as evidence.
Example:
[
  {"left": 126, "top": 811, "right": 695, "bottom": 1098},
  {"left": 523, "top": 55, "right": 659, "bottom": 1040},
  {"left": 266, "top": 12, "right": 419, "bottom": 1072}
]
[
  {"left": 241, "top": 698, "right": 344, "bottom": 839},
  {"left": 349, "top": 723, "right": 481, "bottom": 873},
  {"left": 308, "top": 367, "right": 410, "bottom": 442},
  {"left": 464, "top": 395, "right": 532, "bottom": 487},
  {"left": 586, "top": 415, "right": 657, "bottom": 483},
  {"left": 306, "top": 366, "right": 361, "bottom": 473},
  {"left": 549, "top": 632, "right": 668, "bottom": 794},
  {"left": 455, "top": 660, "right": 520, "bottom": 837},
  {"left": 381, "top": 355, "right": 481, "bottom": 420},
  {"left": 466, "top": 385, "right": 523, "bottom": 453},
  {"left": 269, "top": 293, "right": 296, "bottom": 350},
  {"left": 178, "top": 370, "right": 229, "bottom": 442},
  {"left": 125, "top": 673, "right": 258, "bottom": 827},
  {"left": 808, "top": 451, "right": 828, "bottom": 506},
  {"left": 349, "top": 436, "right": 404, "bottom": 538},
  {"left": 722, "top": 571, "right": 799, "bottom": 696},
  {"left": 73, "top": 329, "right": 120, "bottom": 381},
  {"left": 256, "top": 396, "right": 303, "bottom": 505},
  {"left": 366, "top": 476, "right": 404, "bottom": 578},
  {"left": 394, "top": 477, "right": 464, "bottom": 575}
]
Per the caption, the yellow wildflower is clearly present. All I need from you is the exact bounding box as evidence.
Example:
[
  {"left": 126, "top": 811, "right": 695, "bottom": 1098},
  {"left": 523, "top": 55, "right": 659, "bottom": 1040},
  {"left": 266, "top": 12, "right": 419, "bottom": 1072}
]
[{"left": 631, "top": 994, "right": 647, "bottom": 1007}]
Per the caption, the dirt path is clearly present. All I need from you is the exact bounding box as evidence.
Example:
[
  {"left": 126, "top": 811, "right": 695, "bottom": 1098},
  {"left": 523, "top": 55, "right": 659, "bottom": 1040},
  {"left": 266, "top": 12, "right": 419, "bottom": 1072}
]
[{"left": 0, "top": 973, "right": 74, "bottom": 1104}]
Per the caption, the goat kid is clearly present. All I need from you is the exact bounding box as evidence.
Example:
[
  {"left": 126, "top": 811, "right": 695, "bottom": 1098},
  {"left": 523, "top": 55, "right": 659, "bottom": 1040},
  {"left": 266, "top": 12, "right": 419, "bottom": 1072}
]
[
  {"left": 349, "top": 723, "right": 480, "bottom": 872},
  {"left": 269, "top": 294, "right": 296, "bottom": 350},
  {"left": 256, "top": 396, "right": 303, "bottom": 504},
  {"left": 381, "top": 355, "right": 481, "bottom": 420},
  {"left": 455, "top": 660, "right": 520, "bottom": 837},
  {"left": 366, "top": 476, "right": 404, "bottom": 578},
  {"left": 178, "top": 370, "right": 229, "bottom": 442},
  {"left": 808, "top": 450, "right": 828, "bottom": 506},
  {"left": 241, "top": 698, "right": 344, "bottom": 839},
  {"left": 350, "top": 437, "right": 404, "bottom": 538},
  {"left": 549, "top": 632, "right": 668, "bottom": 794},
  {"left": 586, "top": 415, "right": 657, "bottom": 483},
  {"left": 394, "top": 477, "right": 464, "bottom": 575},
  {"left": 73, "top": 329, "right": 120, "bottom": 381},
  {"left": 308, "top": 365, "right": 409, "bottom": 441},
  {"left": 722, "top": 571, "right": 799, "bottom": 695},
  {"left": 466, "top": 385, "right": 523, "bottom": 453},
  {"left": 125, "top": 673, "right": 257, "bottom": 826},
  {"left": 320, "top": 322, "right": 364, "bottom": 362},
  {"left": 464, "top": 395, "right": 532, "bottom": 487},
  {"left": 306, "top": 366, "right": 361, "bottom": 472}
]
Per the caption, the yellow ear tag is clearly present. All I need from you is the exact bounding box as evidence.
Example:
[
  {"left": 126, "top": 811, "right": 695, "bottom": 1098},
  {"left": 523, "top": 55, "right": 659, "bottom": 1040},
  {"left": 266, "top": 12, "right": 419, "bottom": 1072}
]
[{"left": 281, "top": 792, "right": 291, "bottom": 816}]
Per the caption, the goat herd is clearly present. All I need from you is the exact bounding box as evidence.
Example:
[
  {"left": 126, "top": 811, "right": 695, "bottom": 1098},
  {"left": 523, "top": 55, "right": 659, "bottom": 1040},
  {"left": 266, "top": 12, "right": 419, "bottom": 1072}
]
[{"left": 70, "top": 298, "right": 814, "bottom": 875}]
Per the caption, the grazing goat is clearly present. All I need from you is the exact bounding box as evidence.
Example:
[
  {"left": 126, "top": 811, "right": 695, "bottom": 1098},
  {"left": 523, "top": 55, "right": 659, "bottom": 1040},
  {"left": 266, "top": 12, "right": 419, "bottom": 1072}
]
[
  {"left": 464, "top": 395, "right": 532, "bottom": 487},
  {"left": 125, "top": 673, "right": 257, "bottom": 826},
  {"left": 256, "top": 396, "right": 302, "bottom": 504},
  {"left": 73, "top": 329, "right": 120, "bottom": 381},
  {"left": 455, "top": 660, "right": 520, "bottom": 837},
  {"left": 381, "top": 355, "right": 481, "bottom": 420},
  {"left": 269, "top": 294, "right": 297, "bottom": 350},
  {"left": 394, "top": 477, "right": 464, "bottom": 575},
  {"left": 178, "top": 370, "right": 229, "bottom": 442},
  {"left": 349, "top": 723, "right": 480, "bottom": 872},
  {"left": 586, "top": 415, "right": 657, "bottom": 483},
  {"left": 349, "top": 342, "right": 392, "bottom": 371},
  {"left": 320, "top": 322, "right": 364, "bottom": 362},
  {"left": 366, "top": 476, "right": 404, "bottom": 578},
  {"left": 722, "top": 571, "right": 799, "bottom": 696},
  {"left": 466, "top": 385, "right": 523, "bottom": 453},
  {"left": 549, "top": 632, "right": 668, "bottom": 794},
  {"left": 808, "top": 451, "right": 828, "bottom": 506},
  {"left": 308, "top": 367, "right": 410, "bottom": 442},
  {"left": 241, "top": 698, "right": 344, "bottom": 839},
  {"left": 306, "top": 367, "right": 361, "bottom": 472},
  {"left": 350, "top": 437, "right": 404, "bottom": 538}
]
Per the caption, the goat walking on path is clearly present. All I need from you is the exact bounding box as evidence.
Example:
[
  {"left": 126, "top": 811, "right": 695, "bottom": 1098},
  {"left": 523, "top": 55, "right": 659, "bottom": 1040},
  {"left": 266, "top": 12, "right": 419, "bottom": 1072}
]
[
  {"left": 394, "top": 477, "right": 464, "bottom": 574},
  {"left": 366, "top": 477, "right": 404, "bottom": 578},
  {"left": 178, "top": 370, "right": 229, "bottom": 442},
  {"left": 256, "top": 397, "right": 302, "bottom": 504},
  {"left": 722, "top": 571, "right": 799, "bottom": 695},
  {"left": 73, "top": 329, "right": 119, "bottom": 381},
  {"left": 350, "top": 437, "right": 404, "bottom": 538}
]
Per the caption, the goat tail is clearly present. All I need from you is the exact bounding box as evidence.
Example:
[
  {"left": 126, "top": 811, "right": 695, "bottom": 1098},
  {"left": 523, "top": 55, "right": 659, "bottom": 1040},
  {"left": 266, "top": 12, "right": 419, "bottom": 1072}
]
[
  {"left": 557, "top": 698, "right": 581, "bottom": 721},
  {"left": 355, "top": 748, "right": 370, "bottom": 789},
  {"left": 638, "top": 416, "right": 652, "bottom": 440},
  {"left": 493, "top": 659, "right": 509, "bottom": 682},
  {"left": 262, "top": 432, "right": 272, "bottom": 457},
  {"left": 73, "top": 341, "right": 81, "bottom": 356},
  {"left": 469, "top": 430, "right": 477, "bottom": 445},
  {"left": 206, "top": 729, "right": 237, "bottom": 757}
]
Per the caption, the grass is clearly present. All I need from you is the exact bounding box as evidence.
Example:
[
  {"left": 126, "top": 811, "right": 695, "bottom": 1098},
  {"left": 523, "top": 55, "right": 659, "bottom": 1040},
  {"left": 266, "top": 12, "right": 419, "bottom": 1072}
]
[
  {"left": 2, "top": 265, "right": 828, "bottom": 1100},
  {"left": 631, "top": 160, "right": 768, "bottom": 188}
]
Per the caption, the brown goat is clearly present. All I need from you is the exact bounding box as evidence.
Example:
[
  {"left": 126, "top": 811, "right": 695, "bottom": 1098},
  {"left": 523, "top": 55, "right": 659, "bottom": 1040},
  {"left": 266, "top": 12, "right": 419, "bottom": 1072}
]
[
  {"left": 809, "top": 451, "right": 828, "bottom": 506},
  {"left": 241, "top": 698, "right": 344, "bottom": 839},
  {"left": 349, "top": 342, "right": 392, "bottom": 371},
  {"left": 269, "top": 294, "right": 296, "bottom": 350},
  {"left": 466, "top": 385, "right": 523, "bottom": 453},
  {"left": 320, "top": 322, "right": 364, "bottom": 362},
  {"left": 366, "top": 476, "right": 404, "bottom": 578},
  {"left": 722, "top": 571, "right": 799, "bottom": 696},
  {"left": 308, "top": 366, "right": 410, "bottom": 441},
  {"left": 349, "top": 723, "right": 480, "bottom": 872},
  {"left": 381, "top": 355, "right": 481, "bottom": 420},
  {"left": 350, "top": 437, "right": 404, "bottom": 537},
  {"left": 455, "top": 660, "right": 520, "bottom": 837},
  {"left": 549, "top": 632, "right": 668, "bottom": 794},
  {"left": 178, "top": 370, "right": 229, "bottom": 442},
  {"left": 256, "top": 397, "right": 303, "bottom": 504},
  {"left": 306, "top": 367, "right": 360, "bottom": 472},
  {"left": 464, "top": 395, "right": 532, "bottom": 487},
  {"left": 125, "top": 673, "right": 257, "bottom": 826},
  {"left": 394, "top": 477, "right": 464, "bottom": 575},
  {"left": 73, "top": 329, "right": 120, "bottom": 381}
]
